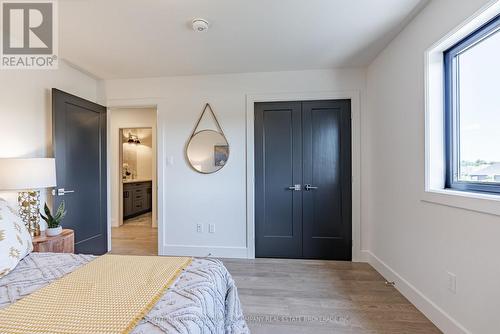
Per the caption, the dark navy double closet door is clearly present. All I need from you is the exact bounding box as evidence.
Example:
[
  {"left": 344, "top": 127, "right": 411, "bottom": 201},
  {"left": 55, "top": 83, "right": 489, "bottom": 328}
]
[{"left": 255, "top": 100, "right": 352, "bottom": 260}]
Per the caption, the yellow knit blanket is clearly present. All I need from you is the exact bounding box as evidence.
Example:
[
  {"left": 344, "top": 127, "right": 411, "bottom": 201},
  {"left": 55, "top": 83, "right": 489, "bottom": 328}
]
[{"left": 0, "top": 254, "right": 192, "bottom": 334}]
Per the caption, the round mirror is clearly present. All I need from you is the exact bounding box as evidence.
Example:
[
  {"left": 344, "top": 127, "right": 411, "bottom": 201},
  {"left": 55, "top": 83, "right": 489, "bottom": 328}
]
[{"left": 186, "top": 130, "right": 229, "bottom": 174}]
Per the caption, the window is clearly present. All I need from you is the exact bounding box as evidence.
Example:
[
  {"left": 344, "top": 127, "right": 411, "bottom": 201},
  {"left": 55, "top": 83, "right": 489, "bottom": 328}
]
[{"left": 444, "top": 14, "right": 500, "bottom": 194}]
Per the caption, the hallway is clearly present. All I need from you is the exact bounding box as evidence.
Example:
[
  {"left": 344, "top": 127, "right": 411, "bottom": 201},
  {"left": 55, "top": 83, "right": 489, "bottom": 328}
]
[{"left": 111, "top": 213, "right": 157, "bottom": 255}]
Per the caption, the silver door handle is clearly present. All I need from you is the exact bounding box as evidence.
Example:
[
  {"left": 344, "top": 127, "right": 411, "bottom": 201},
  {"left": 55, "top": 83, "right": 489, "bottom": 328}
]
[
  {"left": 56, "top": 188, "right": 75, "bottom": 196},
  {"left": 287, "top": 184, "right": 302, "bottom": 191},
  {"left": 305, "top": 184, "right": 318, "bottom": 191}
]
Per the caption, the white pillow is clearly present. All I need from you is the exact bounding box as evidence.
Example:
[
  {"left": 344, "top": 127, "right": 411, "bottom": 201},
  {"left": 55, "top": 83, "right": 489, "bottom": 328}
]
[{"left": 0, "top": 198, "right": 33, "bottom": 278}]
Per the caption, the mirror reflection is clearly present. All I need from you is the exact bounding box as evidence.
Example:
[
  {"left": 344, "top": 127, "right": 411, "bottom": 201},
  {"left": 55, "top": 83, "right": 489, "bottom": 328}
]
[{"left": 186, "top": 130, "right": 229, "bottom": 173}]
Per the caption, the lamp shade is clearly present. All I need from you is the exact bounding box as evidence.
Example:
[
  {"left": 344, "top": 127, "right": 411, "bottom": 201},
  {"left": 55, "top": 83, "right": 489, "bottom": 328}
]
[{"left": 0, "top": 158, "right": 57, "bottom": 190}]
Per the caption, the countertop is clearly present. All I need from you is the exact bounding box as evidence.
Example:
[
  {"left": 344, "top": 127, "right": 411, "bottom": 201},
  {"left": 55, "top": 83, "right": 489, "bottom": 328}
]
[{"left": 122, "top": 178, "right": 152, "bottom": 184}]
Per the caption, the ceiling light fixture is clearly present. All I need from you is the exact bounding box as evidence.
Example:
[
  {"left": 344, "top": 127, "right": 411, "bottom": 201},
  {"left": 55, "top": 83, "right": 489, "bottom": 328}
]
[
  {"left": 192, "top": 18, "right": 209, "bottom": 32},
  {"left": 127, "top": 133, "right": 140, "bottom": 145},
  {"left": 127, "top": 133, "right": 135, "bottom": 144}
]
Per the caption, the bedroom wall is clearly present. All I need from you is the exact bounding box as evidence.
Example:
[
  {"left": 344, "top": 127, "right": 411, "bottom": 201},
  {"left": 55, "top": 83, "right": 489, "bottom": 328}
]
[
  {"left": 365, "top": 0, "right": 499, "bottom": 333},
  {"left": 0, "top": 61, "right": 102, "bottom": 226},
  {"left": 104, "top": 69, "right": 368, "bottom": 258}
]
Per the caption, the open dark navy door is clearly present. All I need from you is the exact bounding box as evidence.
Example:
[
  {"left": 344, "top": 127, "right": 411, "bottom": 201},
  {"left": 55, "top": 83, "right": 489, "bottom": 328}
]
[{"left": 52, "top": 89, "right": 107, "bottom": 255}]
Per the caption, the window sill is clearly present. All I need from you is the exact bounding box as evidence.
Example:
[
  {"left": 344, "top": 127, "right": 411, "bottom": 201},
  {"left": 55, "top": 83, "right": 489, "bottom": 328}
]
[{"left": 422, "top": 188, "right": 500, "bottom": 217}]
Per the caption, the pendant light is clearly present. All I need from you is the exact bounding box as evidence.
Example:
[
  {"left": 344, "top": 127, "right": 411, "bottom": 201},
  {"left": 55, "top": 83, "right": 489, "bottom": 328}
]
[{"left": 127, "top": 133, "right": 135, "bottom": 144}]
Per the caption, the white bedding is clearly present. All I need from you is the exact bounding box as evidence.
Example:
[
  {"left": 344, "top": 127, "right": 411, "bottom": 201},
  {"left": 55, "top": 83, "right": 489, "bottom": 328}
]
[{"left": 0, "top": 253, "right": 249, "bottom": 334}]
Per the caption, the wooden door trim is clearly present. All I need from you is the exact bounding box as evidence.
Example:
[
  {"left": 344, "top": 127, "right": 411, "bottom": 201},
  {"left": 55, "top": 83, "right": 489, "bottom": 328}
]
[{"left": 246, "top": 91, "right": 362, "bottom": 261}]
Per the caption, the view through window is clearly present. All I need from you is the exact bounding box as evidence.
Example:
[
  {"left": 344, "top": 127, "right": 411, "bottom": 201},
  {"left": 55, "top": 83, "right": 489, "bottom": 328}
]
[{"left": 457, "top": 29, "right": 500, "bottom": 183}]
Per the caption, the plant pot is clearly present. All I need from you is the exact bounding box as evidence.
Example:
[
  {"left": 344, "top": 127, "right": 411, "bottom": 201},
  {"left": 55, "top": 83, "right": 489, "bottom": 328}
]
[{"left": 46, "top": 226, "right": 62, "bottom": 237}]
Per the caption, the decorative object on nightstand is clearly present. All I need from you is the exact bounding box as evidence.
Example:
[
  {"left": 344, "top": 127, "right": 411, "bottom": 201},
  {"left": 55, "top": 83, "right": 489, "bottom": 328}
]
[
  {"left": 40, "top": 201, "right": 66, "bottom": 236},
  {"left": 0, "top": 158, "right": 57, "bottom": 237},
  {"left": 32, "top": 229, "right": 74, "bottom": 253}
]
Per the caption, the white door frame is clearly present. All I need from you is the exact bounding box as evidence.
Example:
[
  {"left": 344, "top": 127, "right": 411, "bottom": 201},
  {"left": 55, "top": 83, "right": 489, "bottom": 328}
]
[
  {"left": 106, "top": 98, "right": 166, "bottom": 254},
  {"left": 245, "top": 90, "right": 362, "bottom": 261}
]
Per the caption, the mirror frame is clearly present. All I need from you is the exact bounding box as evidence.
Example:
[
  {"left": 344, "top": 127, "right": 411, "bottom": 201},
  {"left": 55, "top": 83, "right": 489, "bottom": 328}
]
[
  {"left": 186, "top": 103, "right": 230, "bottom": 174},
  {"left": 186, "top": 129, "right": 230, "bottom": 174}
]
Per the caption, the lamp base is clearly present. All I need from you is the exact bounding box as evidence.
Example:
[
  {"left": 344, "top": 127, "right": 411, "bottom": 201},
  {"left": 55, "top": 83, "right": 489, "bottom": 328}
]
[{"left": 18, "top": 190, "right": 41, "bottom": 237}]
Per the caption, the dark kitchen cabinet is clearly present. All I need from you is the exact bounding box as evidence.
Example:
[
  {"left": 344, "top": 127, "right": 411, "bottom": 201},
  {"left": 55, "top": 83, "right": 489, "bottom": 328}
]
[{"left": 123, "top": 181, "right": 152, "bottom": 219}]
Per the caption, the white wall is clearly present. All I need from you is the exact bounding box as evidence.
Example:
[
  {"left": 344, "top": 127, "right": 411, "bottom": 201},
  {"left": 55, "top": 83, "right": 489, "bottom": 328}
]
[
  {"left": 108, "top": 108, "right": 157, "bottom": 229},
  {"left": 365, "top": 0, "right": 500, "bottom": 333},
  {"left": 0, "top": 61, "right": 102, "bottom": 227},
  {"left": 105, "top": 69, "right": 367, "bottom": 258},
  {"left": 135, "top": 135, "right": 153, "bottom": 180}
]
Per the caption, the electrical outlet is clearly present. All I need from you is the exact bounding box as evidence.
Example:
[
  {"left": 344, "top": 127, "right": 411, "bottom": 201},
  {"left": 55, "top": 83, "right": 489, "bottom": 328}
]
[
  {"left": 209, "top": 224, "right": 215, "bottom": 233},
  {"left": 447, "top": 272, "right": 456, "bottom": 294},
  {"left": 196, "top": 224, "right": 203, "bottom": 233}
]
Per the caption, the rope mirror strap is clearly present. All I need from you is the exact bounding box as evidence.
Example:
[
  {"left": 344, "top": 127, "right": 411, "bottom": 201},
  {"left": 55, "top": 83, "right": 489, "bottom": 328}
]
[{"left": 190, "top": 103, "right": 226, "bottom": 139}]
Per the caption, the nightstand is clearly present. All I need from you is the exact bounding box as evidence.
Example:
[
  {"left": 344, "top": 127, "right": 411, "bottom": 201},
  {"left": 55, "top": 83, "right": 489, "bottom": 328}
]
[{"left": 32, "top": 229, "right": 75, "bottom": 253}]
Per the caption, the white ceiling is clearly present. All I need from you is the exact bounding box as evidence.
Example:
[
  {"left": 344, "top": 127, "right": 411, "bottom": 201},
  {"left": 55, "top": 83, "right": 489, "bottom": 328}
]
[{"left": 59, "top": 0, "right": 428, "bottom": 79}]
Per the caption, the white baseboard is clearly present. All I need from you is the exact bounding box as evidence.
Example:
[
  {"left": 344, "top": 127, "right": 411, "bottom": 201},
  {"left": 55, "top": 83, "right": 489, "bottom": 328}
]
[
  {"left": 363, "top": 250, "right": 470, "bottom": 334},
  {"left": 161, "top": 244, "right": 248, "bottom": 258},
  {"left": 357, "top": 249, "right": 371, "bottom": 262}
]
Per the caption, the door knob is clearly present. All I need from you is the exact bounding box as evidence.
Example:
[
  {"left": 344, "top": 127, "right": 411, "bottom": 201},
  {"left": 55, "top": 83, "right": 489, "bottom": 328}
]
[
  {"left": 287, "top": 184, "right": 302, "bottom": 191},
  {"left": 304, "top": 184, "right": 318, "bottom": 191}
]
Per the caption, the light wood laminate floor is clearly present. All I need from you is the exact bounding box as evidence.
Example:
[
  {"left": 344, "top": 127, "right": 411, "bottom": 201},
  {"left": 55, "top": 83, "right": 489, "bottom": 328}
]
[
  {"left": 222, "top": 258, "right": 441, "bottom": 334},
  {"left": 110, "top": 221, "right": 441, "bottom": 333},
  {"left": 110, "top": 213, "right": 157, "bottom": 256}
]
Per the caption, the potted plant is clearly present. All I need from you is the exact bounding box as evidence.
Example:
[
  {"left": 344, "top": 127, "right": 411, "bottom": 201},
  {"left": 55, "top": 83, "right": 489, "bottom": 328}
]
[{"left": 40, "top": 202, "right": 66, "bottom": 236}]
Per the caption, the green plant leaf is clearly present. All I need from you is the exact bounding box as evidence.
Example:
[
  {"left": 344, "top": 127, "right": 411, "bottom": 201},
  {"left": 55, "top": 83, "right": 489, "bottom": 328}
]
[
  {"left": 44, "top": 203, "right": 54, "bottom": 221},
  {"left": 53, "top": 201, "right": 66, "bottom": 225}
]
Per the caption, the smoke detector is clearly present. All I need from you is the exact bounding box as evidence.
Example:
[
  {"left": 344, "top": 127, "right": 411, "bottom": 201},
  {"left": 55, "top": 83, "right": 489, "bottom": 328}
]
[{"left": 192, "top": 18, "right": 209, "bottom": 32}]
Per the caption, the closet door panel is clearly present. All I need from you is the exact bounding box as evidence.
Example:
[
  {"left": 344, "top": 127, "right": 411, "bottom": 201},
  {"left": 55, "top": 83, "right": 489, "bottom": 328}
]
[
  {"left": 302, "top": 100, "right": 352, "bottom": 260},
  {"left": 255, "top": 102, "right": 302, "bottom": 258}
]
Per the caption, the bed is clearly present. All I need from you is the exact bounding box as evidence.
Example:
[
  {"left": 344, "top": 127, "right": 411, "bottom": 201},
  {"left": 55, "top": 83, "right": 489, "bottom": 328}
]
[{"left": 0, "top": 252, "right": 249, "bottom": 334}]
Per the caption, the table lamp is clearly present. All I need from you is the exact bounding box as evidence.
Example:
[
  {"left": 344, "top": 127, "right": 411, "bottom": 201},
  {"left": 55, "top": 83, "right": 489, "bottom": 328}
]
[{"left": 0, "top": 158, "right": 57, "bottom": 236}]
